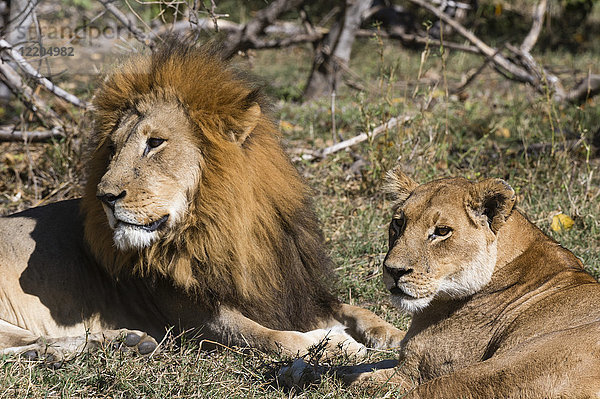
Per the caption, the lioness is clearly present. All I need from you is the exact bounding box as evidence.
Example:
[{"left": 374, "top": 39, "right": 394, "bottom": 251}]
[
  {"left": 288, "top": 168, "right": 600, "bottom": 397},
  {"left": 0, "top": 40, "right": 404, "bottom": 361}
]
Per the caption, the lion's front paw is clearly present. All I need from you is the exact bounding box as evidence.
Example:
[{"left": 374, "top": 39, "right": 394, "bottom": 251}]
[
  {"left": 304, "top": 325, "right": 367, "bottom": 358},
  {"left": 7, "top": 329, "right": 159, "bottom": 368},
  {"left": 103, "top": 329, "right": 159, "bottom": 355},
  {"left": 19, "top": 345, "right": 66, "bottom": 368}
]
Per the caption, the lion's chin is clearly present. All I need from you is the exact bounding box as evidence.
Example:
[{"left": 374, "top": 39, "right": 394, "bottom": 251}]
[
  {"left": 113, "top": 224, "right": 160, "bottom": 250},
  {"left": 389, "top": 292, "right": 433, "bottom": 314}
]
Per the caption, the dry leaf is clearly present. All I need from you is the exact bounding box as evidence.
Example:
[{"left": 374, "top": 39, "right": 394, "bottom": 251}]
[
  {"left": 551, "top": 213, "right": 574, "bottom": 232},
  {"left": 496, "top": 127, "right": 510, "bottom": 138},
  {"left": 279, "top": 120, "right": 302, "bottom": 132}
]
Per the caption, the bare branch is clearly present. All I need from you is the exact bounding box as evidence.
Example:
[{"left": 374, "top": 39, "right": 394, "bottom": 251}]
[
  {"left": 197, "top": 0, "right": 220, "bottom": 32},
  {"left": 406, "top": 0, "right": 535, "bottom": 85},
  {"left": 0, "top": 39, "right": 91, "bottom": 110},
  {"left": 97, "top": 0, "right": 155, "bottom": 48},
  {"left": 0, "top": 125, "right": 64, "bottom": 142},
  {"left": 521, "top": 0, "right": 547, "bottom": 53},
  {"left": 565, "top": 74, "right": 600, "bottom": 104},
  {"left": 222, "top": 0, "right": 306, "bottom": 58},
  {"left": 292, "top": 114, "right": 414, "bottom": 161},
  {"left": 155, "top": 18, "right": 240, "bottom": 35},
  {"left": 408, "top": 0, "right": 598, "bottom": 103},
  {"left": 356, "top": 29, "right": 480, "bottom": 54},
  {"left": 450, "top": 58, "right": 492, "bottom": 94}
]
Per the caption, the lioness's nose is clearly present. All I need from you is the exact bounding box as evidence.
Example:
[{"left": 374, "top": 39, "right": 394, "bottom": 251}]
[
  {"left": 97, "top": 190, "right": 127, "bottom": 209},
  {"left": 384, "top": 265, "right": 413, "bottom": 283}
]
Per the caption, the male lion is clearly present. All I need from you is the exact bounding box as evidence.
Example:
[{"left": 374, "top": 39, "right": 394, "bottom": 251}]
[
  {"left": 0, "top": 41, "right": 404, "bottom": 361},
  {"left": 285, "top": 168, "right": 600, "bottom": 397}
]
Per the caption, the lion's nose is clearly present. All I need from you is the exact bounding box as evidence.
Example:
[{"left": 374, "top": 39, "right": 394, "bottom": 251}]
[
  {"left": 384, "top": 265, "right": 413, "bottom": 284},
  {"left": 97, "top": 190, "right": 127, "bottom": 209}
]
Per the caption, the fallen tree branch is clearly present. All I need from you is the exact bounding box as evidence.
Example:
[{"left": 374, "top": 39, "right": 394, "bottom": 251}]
[
  {"left": 291, "top": 114, "right": 414, "bottom": 161},
  {"left": 520, "top": 0, "right": 547, "bottom": 53},
  {"left": 356, "top": 29, "right": 480, "bottom": 54},
  {"left": 565, "top": 73, "right": 600, "bottom": 103},
  {"left": 407, "top": 0, "right": 535, "bottom": 85},
  {"left": 408, "top": 0, "right": 599, "bottom": 104},
  {"left": 222, "top": 0, "right": 306, "bottom": 58},
  {"left": 0, "top": 125, "right": 65, "bottom": 142},
  {"left": 0, "top": 39, "right": 91, "bottom": 110}
]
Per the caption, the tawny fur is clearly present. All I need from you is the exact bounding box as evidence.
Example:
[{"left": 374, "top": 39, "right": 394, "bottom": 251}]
[
  {"left": 82, "top": 41, "right": 337, "bottom": 330},
  {"left": 332, "top": 170, "right": 600, "bottom": 398},
  {"left": 0, "top": 40, "right": 405, "bottom": 360}
]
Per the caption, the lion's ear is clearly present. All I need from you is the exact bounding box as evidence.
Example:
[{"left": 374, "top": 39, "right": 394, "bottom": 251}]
[
  {"left": 384, "top": 166, "right": 418, "bottom": 203},
  {"left": 466, "top": 178, "right": 516, "bottom": 234},
  {"left": 235, "top": 102, "right": 261, "bottom": 145},
  {"left": 235, "top": 88, "right": 263, "bottom": 145}
]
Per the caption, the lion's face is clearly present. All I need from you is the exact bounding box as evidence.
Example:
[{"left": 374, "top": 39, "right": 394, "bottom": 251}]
[
  {"left": 383, "top": 170, "right": 515, "bottom": 313},
  {"left": 96, "top": 100, "right": 201, "bottom": 250}
]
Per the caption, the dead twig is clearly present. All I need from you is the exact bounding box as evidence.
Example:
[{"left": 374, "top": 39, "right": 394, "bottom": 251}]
[
  {"left": 407, "top": 0, "right": 599, "bottom": 104},
  {"left": 222, "top": 0, "right": 307, "bottom": 58},
  {"left": 0, "top": 125, "right": 64, "bottom": 142},
  {"left": 565, "top": 73, "right": 600, "bottom": 103},
  {"left": 520, "top": 0, "right": 547, "bottom": 53},
  {"left": 450, "top": 45, "right": 506, "bottom": 94},
  {"left": 356, "top": 29, "right": 480, "bottom": 54},
  {"left": 97, "top": 0, "right": 155, "bottom": 48},
  {"left": 291, "top": 114, "right": 414, "bottom": 162},
  {"left": 407, "top": 0, "right": 535, "bottom": 84}
]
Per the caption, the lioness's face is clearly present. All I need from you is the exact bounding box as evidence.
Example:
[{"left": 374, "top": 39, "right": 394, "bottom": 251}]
[
  {"left": 383, "top": 174, "right": 515, "bottom": 313},
  {"left": 96, "top": 100, "right": 201, "bottom": 250}
]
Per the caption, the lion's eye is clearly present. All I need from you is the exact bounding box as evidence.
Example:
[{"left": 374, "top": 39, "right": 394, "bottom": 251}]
[
  {"left": 107, "top": 143, "right": 116, "bottom": 159},
  {"left": 147, "top": 138, "right": 166, "bottom": 149},
  {"left": 144, "top": 138, "right": 166, "bottom": 156},
  {"left": 433, "top": 226, "right": 452, "bottom": 238}
]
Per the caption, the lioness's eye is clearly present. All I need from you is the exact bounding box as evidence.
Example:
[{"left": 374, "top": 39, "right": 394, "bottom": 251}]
[
  {"left": 389, "top": 214, "right": 406, "bottom": 247},
  {"left": 433, "top": 226, "right": 452, "bottom": 237},
  {"left": 147, "top": 138, "right": 166, "bottom": 149}
]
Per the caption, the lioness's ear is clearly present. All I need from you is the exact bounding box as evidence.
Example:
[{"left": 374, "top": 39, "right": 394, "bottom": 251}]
[
  {"left": 466, "top": 178, "right": 516, "bottom": 234},
  {"left": 384, "top": 166, "right": 418, "bottom": 203}
]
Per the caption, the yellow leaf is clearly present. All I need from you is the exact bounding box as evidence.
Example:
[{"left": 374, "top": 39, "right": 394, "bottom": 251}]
[
  {"left": 279, "top": 120, "right": 294, "bottom": 131},
  {"left": 432, "top": 89, "right": 446, "bottom": 99},
  {"left": 495, "top": 4, "right": 502, "bottom": 16},
  {"left": 551, "top": 213, "right": 574, "bottom": 232},
  {"left": 279, "top": 120, "right": 302, "bottom": 132},
  {"left": 495, "top": 127, "right": 510, "bottom": 138}
]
